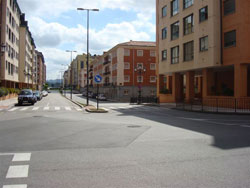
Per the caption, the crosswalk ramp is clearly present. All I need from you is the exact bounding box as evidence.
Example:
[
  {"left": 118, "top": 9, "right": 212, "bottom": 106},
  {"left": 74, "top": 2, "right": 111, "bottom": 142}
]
[{"left": 7, "top": 106, "right": 83, "bottom": 112}]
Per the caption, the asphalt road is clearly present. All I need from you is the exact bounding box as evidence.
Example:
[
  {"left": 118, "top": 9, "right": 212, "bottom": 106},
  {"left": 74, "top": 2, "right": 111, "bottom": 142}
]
[{"left": 0, "top": 91, "right": 250, "bottom": 187}]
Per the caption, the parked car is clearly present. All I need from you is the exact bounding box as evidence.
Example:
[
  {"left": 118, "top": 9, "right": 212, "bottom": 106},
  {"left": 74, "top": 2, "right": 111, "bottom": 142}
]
[
  {"left": 88, "top": 91, "right": 93, "bottom": 97},
  {"left": 97, "top": 94, "right": 107, "bottom": 101},
  {"left": 33, "top": 91, "right": 42, "bottom": 101},
  {"left": 91, "top": 93, "right": 98, "bottom": 99},
  {"left": 18, "top": 89, "right": 37, "bottom": 105},
  {"left": 82, "top": 91, "right": 87, "bottom": 97},
  {"left": 42, "top": 90, "right": 48, "bottom": 97}
]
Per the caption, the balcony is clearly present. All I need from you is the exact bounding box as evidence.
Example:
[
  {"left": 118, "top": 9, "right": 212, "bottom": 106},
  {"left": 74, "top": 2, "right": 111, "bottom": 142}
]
[
  {"left": 103, "top": 71, "right": 111, "bottom": 76},
  {"left": 89, "top": 68, "right": 93, "bottom": 72},
  {"left": 103, "top": 60, "right": 111, "bottom": 65}
]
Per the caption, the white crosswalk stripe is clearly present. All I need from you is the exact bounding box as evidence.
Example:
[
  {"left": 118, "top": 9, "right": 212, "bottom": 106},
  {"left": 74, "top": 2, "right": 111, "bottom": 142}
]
[
  {"left": 32, "top": 107, "right": 39, "bottom": 111},
  {"left": 6, "top": 165, "right": 29, "bottom": 178},
  {"left": 43, "top": 107, "right": 49, "bottom": 111},
  {"left": 0, "top": 109, "right": 3, "bottom": 111},
  {"left": 75, "top": 107, "right": 82, "bottom": 111},
  {"left": 65, "top": 107, "right": 71, "bottom": 111},
  {"left": 20, "top": 107, "right": 28, "bottom": 111},
  {"left": 55, "top": 107, "right": 60, "bottom": 111},
  {"left": 3, "top": 184, "right": 28, "bottom": 188},
  {"left": 8, "top": 108, "right": 18, "bottom": 112}
]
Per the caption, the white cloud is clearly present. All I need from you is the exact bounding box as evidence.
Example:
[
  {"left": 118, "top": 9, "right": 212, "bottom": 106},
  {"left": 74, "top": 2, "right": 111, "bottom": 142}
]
[
  {"left": 18, "top": 0, "right": 155, "bottom": 80},
  {"left": 19, "top": 0, "right": 155, "bottom": 18}
]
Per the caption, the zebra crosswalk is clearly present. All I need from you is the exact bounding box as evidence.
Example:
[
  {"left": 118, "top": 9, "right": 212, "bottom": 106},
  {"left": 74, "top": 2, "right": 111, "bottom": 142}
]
[{"left": 7, "top": 106, "right": 84, "bottom": 112}]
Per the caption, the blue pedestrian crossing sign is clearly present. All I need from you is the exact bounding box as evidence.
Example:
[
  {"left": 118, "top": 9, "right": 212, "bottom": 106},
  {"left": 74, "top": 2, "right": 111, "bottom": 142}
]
[{"left": 94, "top": 75, "right": 102, "bottom": 83}]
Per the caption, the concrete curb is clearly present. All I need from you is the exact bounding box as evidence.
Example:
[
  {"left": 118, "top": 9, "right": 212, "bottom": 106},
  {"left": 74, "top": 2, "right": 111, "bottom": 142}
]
[
  {"left": 85, "top": 108, "right": 109, "bottom": 113},
  {"left": 61, "top": 94, "right": 84, "bottom": 109}
]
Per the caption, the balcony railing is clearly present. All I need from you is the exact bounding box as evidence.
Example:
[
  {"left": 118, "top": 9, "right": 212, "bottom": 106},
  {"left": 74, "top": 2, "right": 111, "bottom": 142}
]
[
  {"left": 89, "top": 68, "right": 93, "bottom": 72},
  {"left": 103, "top": 71, "right": 111, "bottom": 76},
  {"left": 103, "top": 60, "right": 111, "bottom": 65}
]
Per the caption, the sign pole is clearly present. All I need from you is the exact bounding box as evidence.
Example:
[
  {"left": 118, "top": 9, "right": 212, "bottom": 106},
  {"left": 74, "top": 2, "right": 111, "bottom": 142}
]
[{"left": 97, "top": 83, "right": 99, "bottom": 110}]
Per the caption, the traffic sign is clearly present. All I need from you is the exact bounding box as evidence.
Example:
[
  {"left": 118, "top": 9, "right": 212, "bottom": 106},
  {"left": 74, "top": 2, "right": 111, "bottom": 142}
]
[{"left": 94, "top": 75, "right": 102, "bottom": 83}]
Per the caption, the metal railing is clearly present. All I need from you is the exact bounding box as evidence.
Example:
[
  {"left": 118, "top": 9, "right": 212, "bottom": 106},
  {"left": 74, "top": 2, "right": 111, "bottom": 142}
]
[
  {"left": 176, "top": 98, "right": 250, "bottom": 113},
  {"left": 130, "top": 97, "right": 159, "bottom": 104}
]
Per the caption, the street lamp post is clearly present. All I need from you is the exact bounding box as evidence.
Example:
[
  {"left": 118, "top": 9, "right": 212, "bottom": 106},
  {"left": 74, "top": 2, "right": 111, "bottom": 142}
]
[
  {"left": 77, "top": 8, "right": 99, "bottom": 106},
  {"left": 66, "top": 50, "right": 77, "bottom": 100},
  {"left": 135, "top": 65, "right": 146, "bottom": 104}
]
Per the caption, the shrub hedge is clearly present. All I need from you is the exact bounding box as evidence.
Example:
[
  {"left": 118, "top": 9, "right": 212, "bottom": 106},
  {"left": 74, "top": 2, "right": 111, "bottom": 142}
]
[{"left": 0, "top": 87, "right": 20, "bottom": 97}]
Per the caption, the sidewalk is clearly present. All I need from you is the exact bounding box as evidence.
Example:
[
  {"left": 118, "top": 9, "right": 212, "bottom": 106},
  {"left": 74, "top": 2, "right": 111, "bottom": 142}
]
[{"left": 0, "top": 98, "right": 17, "bottom": 109}]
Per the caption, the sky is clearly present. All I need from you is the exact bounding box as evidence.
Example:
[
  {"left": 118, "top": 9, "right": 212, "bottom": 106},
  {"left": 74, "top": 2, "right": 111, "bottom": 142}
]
[{"left": 18, "top": 0, "right": 156, "bottom": 80}]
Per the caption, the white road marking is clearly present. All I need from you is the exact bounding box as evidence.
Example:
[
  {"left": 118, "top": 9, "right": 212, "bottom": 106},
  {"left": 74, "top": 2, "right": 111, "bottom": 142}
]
[
  {"left": 3, "top": 185, "right": 27, "bottom": 188},
  {"left": 20, "top": 107, "right": 28, "bottom": 111},
  {"left": 0, "top": 109, "right": 3, "bottom": 111},
  {"left": 109, "top": 107, "right": 116, "bottom": 109},
  {"left": 32, "top": 107, "right": 39, "bottom": 111},
  {"left": 55, "top": 107, "right": 60, "bottom": 111},
  {"left": 12, "top": 153, "right": 31, "bottom": 162},
  {"left": 75, "top": 107, "right": 82, "bottom": 111},
  {"left": 44, "top": 107, "right": 49, "bottom": 111},
  {"left": 65, "top": 107, "right": 71, "bottom": 111},
  {"left": 241, "top": 125, "right": 250, "bottom": 128},
  {"left": 6, "top": 165, "right": 29, "bottom": 178},
  {"left": 8, "top": 108, "right": 18, "bottom": 112}
]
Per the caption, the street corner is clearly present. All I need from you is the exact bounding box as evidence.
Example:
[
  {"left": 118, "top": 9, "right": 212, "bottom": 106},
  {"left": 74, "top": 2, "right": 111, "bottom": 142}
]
[{"left": 85, "top": 106, "right": 109, "bottom": 113}]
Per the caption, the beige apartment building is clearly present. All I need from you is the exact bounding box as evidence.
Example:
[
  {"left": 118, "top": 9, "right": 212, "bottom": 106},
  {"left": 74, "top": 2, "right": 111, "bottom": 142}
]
[
  {"left": 0, "top": 0, "right": 21, "bottom": 88},
  {"left": 18, "top": 13, "right": 35, "bottom": 89},
  {"left": 92, "top": 41, "right": 157, "bottom": 101},
  {"left": 36, "top": 50, "right": 46, "bottom": 90},
  {"left": 157, "top": 0, "right": 250, "bottom": 104}
]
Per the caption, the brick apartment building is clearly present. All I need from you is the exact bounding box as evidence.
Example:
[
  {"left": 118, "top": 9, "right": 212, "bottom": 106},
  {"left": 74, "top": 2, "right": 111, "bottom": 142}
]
[
  {"left": 91, "top": 41, "right": 157, "bottom": 102},
  {"left": 36, "top": 50, "right": 46, "bottom": 90},
  {"left": 0, "top": 0, "right": 45, "bottom": 90},
  {"left": 0, "top": 0, "right": 21, "bottom": 88},
  {"left": 156, "top": 0, "right": 250, "bottom": 103}
]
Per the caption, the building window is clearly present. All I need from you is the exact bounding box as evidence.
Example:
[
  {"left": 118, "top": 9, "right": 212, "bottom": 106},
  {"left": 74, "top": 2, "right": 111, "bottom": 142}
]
[
  {"left": 199, "top": 6, "right": 208, "bottom": 22},
  {"left": 124, "top": 75, "right": 130, "bottom": 82},
  {"left": 124, "top": 49, "right": 130, "bottom": 56},
  {"left": 171, "top": 21, "right": 179, "bottom": 40},
  {"left": 162, "top": 50, "right": 167, "bottom": 61},
  {"left": 162, "top": 27, "right": 167, "bottom": 39},
  {"left": 137, "top": 63, "right": 143, "bottom": 69},
  {"left": 224, "top": 30, "right": 236, "bottom": 47},
  {"left": 137, "top": 76, "right": 143, "bottom": 83},
  {"left": 224, "top": 0, "right": 235, "bottom": 15},
  {"left": 137, "top": 50, "right": 143, "bottom": 56},
  {"left": 150, "top": 76, "right": 157, "bottom": 83},
  {"left": 171, "top": 46, "right": 179, "bottom": 64},
  {"left": 124, "top": 62, "right": 130, "bottom": 69},
  {"left": 171, "top": 0, "right": 179, "bottom": 16},
  {"left": 8, "top": 62, "right": 11, "bottom": 75},
  {"left": 200, "top": 36, "right": 208, "bottom": 52},
  {"left": 183, "top": 0, "right": 193, "bottom": 9},
  {"left": 150, "top": 63, "right": 156, "bottom": 70},
  {"left": 124, "top": 90, "right": 129, "bottom": 96},
  {"left": 150, "top": 51, "right": 156, "bottom": 57},
  {"left": 162, "top": 5, "right": 167, "bottom": 17},
  {"left": 184, "top": 14, "right": 193, "bottom": 35},
  {"left": 184, "top": 41, "right": 194, "bottom": 61},
  {"left": 11, "top": 64, "right": 14, "bottom": 75}
]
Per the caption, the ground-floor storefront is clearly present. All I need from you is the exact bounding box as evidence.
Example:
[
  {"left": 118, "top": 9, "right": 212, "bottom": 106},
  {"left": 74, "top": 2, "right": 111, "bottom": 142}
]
[{"left": 158, "top": 64, "right": 250, "bottom": 104}]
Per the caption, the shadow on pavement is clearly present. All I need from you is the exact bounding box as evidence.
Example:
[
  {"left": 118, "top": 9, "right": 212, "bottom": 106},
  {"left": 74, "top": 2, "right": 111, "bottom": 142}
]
[{"left": 115, "top": 105, "right": 250, "bottom": 150}]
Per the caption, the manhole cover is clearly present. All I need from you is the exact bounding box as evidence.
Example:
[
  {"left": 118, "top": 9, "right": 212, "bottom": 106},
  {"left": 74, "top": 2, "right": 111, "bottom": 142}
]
[
  {"left": 127, "top": 125, "right": 141, "bottom": 128},
  {"left": 33, "top": 116, "right": 43, "bottom": 118}
]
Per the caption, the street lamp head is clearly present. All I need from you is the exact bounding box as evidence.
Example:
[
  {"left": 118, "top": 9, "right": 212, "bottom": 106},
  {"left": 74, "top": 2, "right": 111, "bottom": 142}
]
[{"left": 77, "top": 8, "right": 99, "bottom": 11}]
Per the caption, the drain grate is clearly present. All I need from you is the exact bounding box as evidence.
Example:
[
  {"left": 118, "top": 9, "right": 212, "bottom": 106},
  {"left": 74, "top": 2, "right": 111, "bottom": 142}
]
[{"left": 127, "top": 125, "right": 141, "bottom": 128}]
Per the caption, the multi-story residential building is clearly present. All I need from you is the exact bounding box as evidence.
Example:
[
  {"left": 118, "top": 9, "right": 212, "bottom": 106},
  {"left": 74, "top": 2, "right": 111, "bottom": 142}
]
[
  {"left": 92, "top": 41, "right": 157, "bottom": 101},
  {"left": 156, "top": 0, "right": 250, "bottom": 103},
  {"left": 19, "top": 13, "right": 35, "bottom": 89},
  {"left": 0, "top": 0, "right": 21, "bottom": 88},
  {"left": 36, "top": 50, "right": 46, "bottom": 90}
]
